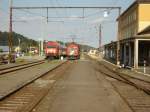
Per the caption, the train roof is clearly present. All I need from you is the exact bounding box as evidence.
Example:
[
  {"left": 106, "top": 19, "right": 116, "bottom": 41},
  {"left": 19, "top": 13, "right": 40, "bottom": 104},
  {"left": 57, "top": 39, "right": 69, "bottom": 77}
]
[{"left": 46, "top": 41, "right": 60, "bottom": 46}]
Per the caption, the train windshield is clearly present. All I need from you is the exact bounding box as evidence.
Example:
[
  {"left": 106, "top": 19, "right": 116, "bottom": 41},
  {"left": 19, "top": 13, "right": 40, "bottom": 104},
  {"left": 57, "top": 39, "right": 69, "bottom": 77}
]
[
  {"left": 69, "top": 48, "right": 78, "bottom": 52},
  {"left": 47, "top": 46, "right": 57, "bottom": 48},
  {"left": 69, "top": 48, "right": 77, "bottom": 51}
]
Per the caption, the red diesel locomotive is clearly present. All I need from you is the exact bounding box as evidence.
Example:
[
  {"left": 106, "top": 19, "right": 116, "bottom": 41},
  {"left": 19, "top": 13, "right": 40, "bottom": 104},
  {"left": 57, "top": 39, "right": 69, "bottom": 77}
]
[
  {"left": 66, "top": 42, "right": 80, "bottom": 60},
  {"left": 45, "top": 41, "right": 66, "bottom": 59}
]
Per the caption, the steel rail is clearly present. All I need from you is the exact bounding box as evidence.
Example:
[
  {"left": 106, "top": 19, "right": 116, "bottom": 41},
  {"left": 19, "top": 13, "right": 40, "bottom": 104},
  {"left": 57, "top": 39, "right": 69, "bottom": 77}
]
[
  {"left": 0, "top": 60, "right": 45, "bottom": 71},
  {"left": 0, "top": 61, "right": 67, "bottom": 101},
  {"left": 0, "top": 60, "right": 45, "bottom": 75},
  {"left": 87, "top": 55, "right": 150, "bottom": 95},
  {"left": 99, "top": 62, "right": 150, "bottom": 95}
]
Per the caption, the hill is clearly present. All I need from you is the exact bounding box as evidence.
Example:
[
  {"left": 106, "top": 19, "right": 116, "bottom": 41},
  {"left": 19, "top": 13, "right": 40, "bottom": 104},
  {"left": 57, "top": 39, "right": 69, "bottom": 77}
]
[{"left": 0, "top": 31, "right": 38, "bottom": 52}]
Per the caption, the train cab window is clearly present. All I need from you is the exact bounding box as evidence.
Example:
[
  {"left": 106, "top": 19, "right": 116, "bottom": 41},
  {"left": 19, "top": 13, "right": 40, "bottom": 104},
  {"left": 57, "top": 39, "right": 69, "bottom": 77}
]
[{"left": 47, "top": 46, "right": 57, "bottom": 48}]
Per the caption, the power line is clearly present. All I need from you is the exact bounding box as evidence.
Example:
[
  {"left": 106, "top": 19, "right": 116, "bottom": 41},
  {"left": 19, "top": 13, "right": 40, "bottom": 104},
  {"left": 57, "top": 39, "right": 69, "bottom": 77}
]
[
  {"left": 112, "top": 0, "right": 120, "bottom": 6},
  {"left": 55, "top": 0, "right": 68, "bottom": 17},
  {"left": 16, "top": 9, "right": 46, "bottom": 18},
  {"left": 0, "top": 7, "right": 22, "bottom": 20},
  {"left": 50, "top": 0, "right": 61, "bottom": 19}
]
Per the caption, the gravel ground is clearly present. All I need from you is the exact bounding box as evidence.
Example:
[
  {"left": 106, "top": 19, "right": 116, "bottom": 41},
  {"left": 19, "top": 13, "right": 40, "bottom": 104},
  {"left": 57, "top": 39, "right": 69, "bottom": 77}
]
[
  {"left": 0, "top": 56, "right": 45, "bottom": 70},
  {"left": 0, "top": 60, "right": 64, "bottom": 99}
]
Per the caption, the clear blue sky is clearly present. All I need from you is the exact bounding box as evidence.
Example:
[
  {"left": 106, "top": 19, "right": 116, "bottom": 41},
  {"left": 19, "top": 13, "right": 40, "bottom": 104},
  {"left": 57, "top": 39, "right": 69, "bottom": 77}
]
[{"left": 0, "top": 0, "right": 135, "bottom": 47}]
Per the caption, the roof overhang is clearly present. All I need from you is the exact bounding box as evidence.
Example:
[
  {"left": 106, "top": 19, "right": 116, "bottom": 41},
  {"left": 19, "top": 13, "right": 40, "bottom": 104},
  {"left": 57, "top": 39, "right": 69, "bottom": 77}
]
[{"left": 138, "top": 25, "right": 150, "bottom": 35}]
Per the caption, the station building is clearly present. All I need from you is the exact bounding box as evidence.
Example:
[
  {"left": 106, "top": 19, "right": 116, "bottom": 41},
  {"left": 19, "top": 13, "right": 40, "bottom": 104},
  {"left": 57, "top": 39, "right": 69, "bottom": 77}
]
[
  {"left": 105, "top": 0, "right": 150, "bottom": 68},
  {"left": 104, "top": 41, "right": 117, "bottom": 64}
]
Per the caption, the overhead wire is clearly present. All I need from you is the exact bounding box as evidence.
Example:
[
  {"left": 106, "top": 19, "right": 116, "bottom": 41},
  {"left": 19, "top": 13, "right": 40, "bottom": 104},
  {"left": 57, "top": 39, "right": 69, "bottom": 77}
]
[
  {"left": 0, "top": 7, "right": 21, "bottom": 20},
  {"left": 55, "top": 0, "right": 68, "bottom": 17},
  {"left": 16, "top": 9, "right": 46, "bottom": 18},
  {"left": 50, "top": 0, "right": 61, "bottom": 19}
]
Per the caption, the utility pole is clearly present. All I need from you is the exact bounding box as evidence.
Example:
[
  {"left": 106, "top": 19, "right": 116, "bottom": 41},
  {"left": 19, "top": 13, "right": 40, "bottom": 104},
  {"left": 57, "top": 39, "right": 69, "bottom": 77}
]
[
  {"left": 8, "top": 0, "right": 13, "bottom": 63},
  {"left": 99, "top": 24, "right": 102, "bottom": 51}
]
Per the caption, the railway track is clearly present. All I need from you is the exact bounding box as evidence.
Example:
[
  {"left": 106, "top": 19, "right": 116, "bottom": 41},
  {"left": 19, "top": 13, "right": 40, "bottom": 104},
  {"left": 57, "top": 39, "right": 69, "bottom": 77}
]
[
  {"left": 97, "top": 61, "right": 150, "bottom": 95},
  {"left": 86, "top": 55, "right": 150, "bottom": 95},
  {"left": 0, "top": 60, "right": 45, "bottom": 75},
  {"left": 96, "top": 64, "right": 150, "bottom": 112},
  {"left": 110, "top": 81, "right": 150, "bottom": 112},
  {"left": 0, "top": 61, "right": 70, "bottom": 112},
  {"left": 87, "top": 55, "right": 150, "bottom": 112}
]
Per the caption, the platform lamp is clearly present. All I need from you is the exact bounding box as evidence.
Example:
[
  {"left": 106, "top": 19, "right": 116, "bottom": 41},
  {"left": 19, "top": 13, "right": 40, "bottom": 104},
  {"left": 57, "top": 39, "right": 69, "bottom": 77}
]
[
  {"left": 97, "top": 10, "right": 110, "bottom": 52},
  {"left": 103, "top": 10, "right": 110, "bottom": 18}
]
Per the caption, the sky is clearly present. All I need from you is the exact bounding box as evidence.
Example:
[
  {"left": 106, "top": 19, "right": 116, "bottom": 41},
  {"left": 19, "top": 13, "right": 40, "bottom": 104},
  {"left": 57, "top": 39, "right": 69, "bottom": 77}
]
[{"left": 0, "top": 0, "right": 135, "bottom": 47}]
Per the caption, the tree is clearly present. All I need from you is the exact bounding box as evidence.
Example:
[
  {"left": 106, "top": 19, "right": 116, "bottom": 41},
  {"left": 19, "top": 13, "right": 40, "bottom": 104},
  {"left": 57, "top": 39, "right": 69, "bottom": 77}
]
[{"left": 0, "top": 31, "right": 38, "bottom": 52}]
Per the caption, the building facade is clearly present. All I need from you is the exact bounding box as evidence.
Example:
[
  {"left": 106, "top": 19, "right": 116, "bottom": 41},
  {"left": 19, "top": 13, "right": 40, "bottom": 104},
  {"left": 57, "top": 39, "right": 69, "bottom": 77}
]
[
  {"left": 104, "top": 41, "right": 117, "bottom": 64},
  {"left": 117, "top": 0, "right": 150, "bottom": 68},
  {"left": 104, "top": 0, "right": 150, "bottom": 69}
]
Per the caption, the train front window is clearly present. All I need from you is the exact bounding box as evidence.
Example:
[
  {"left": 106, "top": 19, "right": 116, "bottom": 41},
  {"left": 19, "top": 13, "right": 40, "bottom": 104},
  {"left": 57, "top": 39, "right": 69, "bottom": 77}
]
[
  {"left": 69, "top": 48, "right": 74, "bottom": 51},
  {"left": 47, "top": 46, "right": 57, "bottom": 48}
]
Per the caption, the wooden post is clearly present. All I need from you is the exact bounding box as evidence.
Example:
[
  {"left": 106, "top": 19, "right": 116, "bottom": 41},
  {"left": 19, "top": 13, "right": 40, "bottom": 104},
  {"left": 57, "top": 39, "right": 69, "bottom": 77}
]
[{"left": 8, "top": 0, "right": 13, "bottom": 63}]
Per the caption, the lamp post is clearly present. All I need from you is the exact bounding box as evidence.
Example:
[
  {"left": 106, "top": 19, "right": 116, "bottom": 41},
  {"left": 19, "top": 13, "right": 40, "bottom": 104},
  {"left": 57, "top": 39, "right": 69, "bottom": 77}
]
[
  {"left": 40, "top": 17, "right": 47, "bottom": 56},
  {"left": 41, "top": 39, "right": 43, "bottom": 56},
  {"left": 18, "top": 38, "right": 21, "bottom": 53},
  {"left": 99, "top": 24, "right": 102, "bottom": 51},
  {"left": 38, "top": 38, "right": 43, "bottom": 56},
  {"left": 38, "top": 39, "right": 41, "bottom": 56}
]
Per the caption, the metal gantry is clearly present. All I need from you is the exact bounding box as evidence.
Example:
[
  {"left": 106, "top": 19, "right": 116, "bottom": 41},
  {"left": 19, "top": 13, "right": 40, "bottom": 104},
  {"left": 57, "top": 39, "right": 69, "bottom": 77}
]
[
  {"left": 12, "top": 6, "right": 121, "bottom": 21},
  {"left": 8, "top": 4, "right": 121, "bottom": 62}
]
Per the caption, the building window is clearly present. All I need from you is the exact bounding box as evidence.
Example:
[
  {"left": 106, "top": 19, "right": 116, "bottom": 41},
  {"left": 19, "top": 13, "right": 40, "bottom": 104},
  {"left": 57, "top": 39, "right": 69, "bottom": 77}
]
[{"left": 133, "top": 11, "right": 137, "bottom": 21}]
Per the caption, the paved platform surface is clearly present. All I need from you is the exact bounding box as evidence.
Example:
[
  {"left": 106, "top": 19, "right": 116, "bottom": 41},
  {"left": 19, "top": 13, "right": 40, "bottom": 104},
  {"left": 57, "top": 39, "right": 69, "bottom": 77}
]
[
  {"left": 0, "top": 61, "right": 64, "bottom": 100},
  {"left": 102, "top": 60, "right": 150, "bottom": 82},
  {"left": 135, "top": 66, "right": 150, "bottom": 74},
  {"left": 33, "top": 60, "right": 132, "bottom": 112}
]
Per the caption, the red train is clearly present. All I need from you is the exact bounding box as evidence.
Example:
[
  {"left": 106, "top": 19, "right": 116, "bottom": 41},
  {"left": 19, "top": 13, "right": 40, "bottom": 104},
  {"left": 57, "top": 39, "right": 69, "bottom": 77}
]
[
  {"left": 66, "top": 42, "right": 80, "bottom": 60},
  {"left": 44, "top": 41, "right": 66, "bottom": 59},
  {"left": 44, "top": 41, "right": 80, "bottom": 60}
]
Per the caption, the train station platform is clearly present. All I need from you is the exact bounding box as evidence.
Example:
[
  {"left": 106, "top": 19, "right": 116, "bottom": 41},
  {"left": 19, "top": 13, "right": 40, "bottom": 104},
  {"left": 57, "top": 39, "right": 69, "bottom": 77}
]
[
  {"left": 135, "top": 66, "right": 150, "bottom": 75},
  {"left": 89, "top": 54, "right": 150, "bottom": 83}
]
